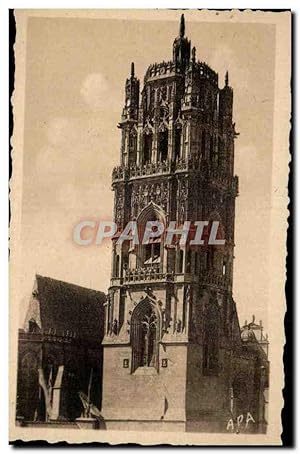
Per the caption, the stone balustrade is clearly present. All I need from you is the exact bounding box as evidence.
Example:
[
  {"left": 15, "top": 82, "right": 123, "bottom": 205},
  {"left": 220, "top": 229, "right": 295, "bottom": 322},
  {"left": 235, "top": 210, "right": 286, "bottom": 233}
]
[
  {"left": 121, "top": 269, "right": 228, "bottom": 289},
  {"left": 144, "top": 60, "right": 177, "bottom": 82},
  {"left": 175, "top": 157, "right": 201, "bottom": 172},
  {"left": 143, "top": 60, "right": 218, "bottom": 85},
  {"left": 200, "top": 272, "right": 228, "bottom": 290},
  {"left": 123, "top": 266, "right": 170, "bottom": 283},
  {"left": 129, "top": 160, "right": 172, "bottom": 179},
  {"left": 112, "top": 160, "right": 237, "bottom": 190},
  {"left": 112, "top": 165, "right": 127, "bottom": 182},
  {"left": 18, "top": 329, "right": 77, "bottom": 343}
]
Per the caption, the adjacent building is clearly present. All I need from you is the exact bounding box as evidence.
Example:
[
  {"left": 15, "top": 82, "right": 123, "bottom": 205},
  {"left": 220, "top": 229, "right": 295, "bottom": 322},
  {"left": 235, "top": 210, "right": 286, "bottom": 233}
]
[{"left": 16, "top": 275, "right": 105, "bottom": 424}]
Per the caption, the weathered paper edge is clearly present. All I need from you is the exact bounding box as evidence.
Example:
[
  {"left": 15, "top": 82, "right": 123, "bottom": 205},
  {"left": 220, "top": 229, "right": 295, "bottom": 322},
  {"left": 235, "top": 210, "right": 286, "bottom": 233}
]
[{"left": 9, "top": 8, "right": 291, "bottom": 446}]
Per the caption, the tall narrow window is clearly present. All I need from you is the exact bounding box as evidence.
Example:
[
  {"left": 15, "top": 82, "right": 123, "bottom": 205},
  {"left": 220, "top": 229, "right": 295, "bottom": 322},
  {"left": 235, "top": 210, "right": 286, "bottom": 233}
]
[
  {"left": 158, "top": 130, "right": 168, "bottom": 162},
  {"left": 186, "top": 249, "right": 192, "bottom": 273},
  {"left": 144, "top": 244, "right": 152, "bottom": 264},
  {"left": 184, "top": 123, "right": 190, "bottom": 157},
  {"left": 177, "top": 249, "right": 184, "bottom": 273},
  {"left": 143, "top": 241, "right": 161, "bottom": 268},
  {"left": 143, "top": 134, "right": 152, "bottom": 164},
  {"left": 175, "top": 128, "right": 181, "bottom": 161},
  {"left": 123, "top": 253, "right": 129, "bottom": 272}
]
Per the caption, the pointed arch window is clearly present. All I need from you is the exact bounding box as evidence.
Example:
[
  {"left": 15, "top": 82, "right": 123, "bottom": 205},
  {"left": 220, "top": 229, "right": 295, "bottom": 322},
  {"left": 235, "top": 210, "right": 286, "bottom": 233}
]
[
  {"left": 135, "top": 202, "right": 166, "bottom": 272},
  {"left": 131, "top": 299, "right": 160, "bottom": 372}
]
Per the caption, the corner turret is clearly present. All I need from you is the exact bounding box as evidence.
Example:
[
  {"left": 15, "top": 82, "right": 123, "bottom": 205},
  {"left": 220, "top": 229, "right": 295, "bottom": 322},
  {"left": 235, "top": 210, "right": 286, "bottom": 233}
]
[
  {"left": 219, "top": 70, "right": 233, "bottom": 132},
  {"left": 173, "top": 14, "right": 191, "bottom": 71},
  {"left": 121, "top": 62, "right": 140, "bottom": 123}
]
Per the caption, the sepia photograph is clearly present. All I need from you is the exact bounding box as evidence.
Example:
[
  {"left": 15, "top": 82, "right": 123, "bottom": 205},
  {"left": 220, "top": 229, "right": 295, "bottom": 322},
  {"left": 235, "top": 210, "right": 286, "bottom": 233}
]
[{"left": 9, "top": 9, "right": 291, "bottom": 445}]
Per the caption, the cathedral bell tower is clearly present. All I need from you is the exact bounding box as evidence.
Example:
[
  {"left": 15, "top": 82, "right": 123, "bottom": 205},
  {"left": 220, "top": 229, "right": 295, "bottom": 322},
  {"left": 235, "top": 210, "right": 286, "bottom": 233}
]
[{"left": 102, "top": 15, "right": 240, "bottom": 432}]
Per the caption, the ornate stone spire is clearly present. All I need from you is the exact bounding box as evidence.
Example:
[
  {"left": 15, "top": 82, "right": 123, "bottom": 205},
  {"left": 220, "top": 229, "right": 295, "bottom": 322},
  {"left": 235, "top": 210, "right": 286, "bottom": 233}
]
[
  {"left": 225, "top": 70, "right": 229, "bottom": 87},
  {"left": 173, "top": 14, "right": 191, "bottom": 69},
  {"left": 179, "top": 13, "right": 185, "bottom": 37},
  {"left": 120, "top": 61, "right": 140, "bottom": 123}
]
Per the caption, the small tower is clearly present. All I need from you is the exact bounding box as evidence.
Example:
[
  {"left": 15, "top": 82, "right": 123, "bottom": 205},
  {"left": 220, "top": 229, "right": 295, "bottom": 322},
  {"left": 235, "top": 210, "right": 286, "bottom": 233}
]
[
  {"left": 173, "top": 14, "right": 191, "bottom": 70},
  {"left": 121, "top": 62, "right": 140, "bottom": 122},
  {"left": 219, "top": 71, "right": 233, "bottom": 129},
  {"left": 119, "top": 62, "right": 140, "bottom": 167},
  {"left": 219, "top": 71, "right": 234, "bottom": 174}
]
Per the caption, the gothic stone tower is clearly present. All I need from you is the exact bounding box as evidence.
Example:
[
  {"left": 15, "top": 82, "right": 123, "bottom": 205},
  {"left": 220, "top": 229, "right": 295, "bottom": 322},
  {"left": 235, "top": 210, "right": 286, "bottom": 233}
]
[{"left": 102, "top": 15, "right": 240, "bottom": 431}]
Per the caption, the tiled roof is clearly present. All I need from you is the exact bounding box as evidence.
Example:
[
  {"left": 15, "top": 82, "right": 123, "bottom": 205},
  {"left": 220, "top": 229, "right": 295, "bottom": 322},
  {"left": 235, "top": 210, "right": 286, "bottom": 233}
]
[{"left": 23, "top": 275, "right": 105, "bottom": 341}]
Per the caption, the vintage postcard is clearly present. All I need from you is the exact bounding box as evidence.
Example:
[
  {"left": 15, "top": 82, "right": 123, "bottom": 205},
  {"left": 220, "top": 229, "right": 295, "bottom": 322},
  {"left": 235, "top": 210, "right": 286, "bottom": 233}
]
[{"left": 10, "top": 9, "right": 291, "bottom": 445}]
